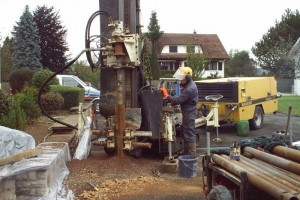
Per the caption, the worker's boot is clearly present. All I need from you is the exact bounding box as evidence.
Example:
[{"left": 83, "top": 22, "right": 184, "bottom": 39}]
[
  {"left": 178, "top": 142, "right": 189, "bottom": 156},
  {"left": 186, "top": 142, "right": 197, "bottom": 155}
]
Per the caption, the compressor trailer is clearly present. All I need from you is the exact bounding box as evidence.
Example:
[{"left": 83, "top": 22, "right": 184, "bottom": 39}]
[{"left": 196, "top": 77, "right": 281, "bottom": 130}]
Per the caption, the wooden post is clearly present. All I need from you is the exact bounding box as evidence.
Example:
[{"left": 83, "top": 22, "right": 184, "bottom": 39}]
[
  {"left": 78, "top": 103, "right": 83, "bottom": 137},
  {"left": 115, "top": 104, "right": 125, "bottom": 158},
  {"left": 0, "top": 147, "right": 43, "bottom": 166}
]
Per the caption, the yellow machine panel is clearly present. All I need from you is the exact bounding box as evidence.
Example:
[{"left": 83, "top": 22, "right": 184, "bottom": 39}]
[{"left": 195, "top": 77, "right": 280, "bottom": 130}]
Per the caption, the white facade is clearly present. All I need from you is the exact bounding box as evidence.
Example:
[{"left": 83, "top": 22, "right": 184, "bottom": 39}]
[
  {"left": 160, "top": 44, "right": 225, "bottom": 78},
  {"left": 295, "top": 79, "right": 300, "bottom": 95},
  {"left": 288, "top": 37, "right": 300, "bottom": 95}
]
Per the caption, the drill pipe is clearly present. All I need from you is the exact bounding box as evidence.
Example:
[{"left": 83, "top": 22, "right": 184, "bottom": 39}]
[
  {"left": 244, "top": 146, "right": 300, "bottom": 176},
  {"left": 220, "top": 155, "right": 300, "bottom": 196},
  {"left": 252, "top": 158, "right": 300, "bottom": 182},
  {"left": 273, "top": 145, "right": 300, "bottom": 163},
  {"left": 211, "top": 154, "right": 297, "bottom": 200},
  {"left": 241, "top": 155, "right": 300, "bottom": 189}
]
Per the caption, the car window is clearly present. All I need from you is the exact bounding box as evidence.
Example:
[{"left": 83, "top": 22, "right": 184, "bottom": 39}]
[{"left": 62, "top": 77, "right": 82, "bottom": 87}]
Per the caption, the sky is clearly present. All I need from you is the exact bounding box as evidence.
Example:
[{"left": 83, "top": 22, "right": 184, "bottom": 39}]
[{"left": 0, "top": 0, "right": 299, "bottom": 60}]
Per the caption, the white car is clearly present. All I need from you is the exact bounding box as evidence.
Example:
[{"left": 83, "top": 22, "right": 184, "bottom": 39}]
[{"left": 56, "top": 75, "right": 100, "bottom": 99}]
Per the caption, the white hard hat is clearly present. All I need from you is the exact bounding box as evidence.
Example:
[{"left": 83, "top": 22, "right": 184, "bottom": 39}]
[{"left": 173, "top": 67, "right": 192, "bottom": 80}]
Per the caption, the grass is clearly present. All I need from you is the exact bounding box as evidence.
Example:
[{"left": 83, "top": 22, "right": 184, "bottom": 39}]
[{"left": 278, "top": 95, "right": 300, "bottom": 116}]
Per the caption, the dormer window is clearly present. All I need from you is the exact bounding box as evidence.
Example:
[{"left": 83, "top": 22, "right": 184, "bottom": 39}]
[{"left": 169, "top": 45, "right": 178, "bottom": 53}]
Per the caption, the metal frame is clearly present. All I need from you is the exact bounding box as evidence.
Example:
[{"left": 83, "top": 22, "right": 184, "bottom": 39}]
[{"left": 206, "top": 155, "right": 248, "bottom": 200}]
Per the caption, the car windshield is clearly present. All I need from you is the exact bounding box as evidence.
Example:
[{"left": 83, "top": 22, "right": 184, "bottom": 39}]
[{"left": 73, "top": 76, "right": 88, "bottom": 86}]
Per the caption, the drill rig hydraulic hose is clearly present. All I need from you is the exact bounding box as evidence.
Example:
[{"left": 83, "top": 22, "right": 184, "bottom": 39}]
[
  {"left": 38, "top": 48, "right": 102, "bottom": 130},
  {"left": 85, "top": 10, "right": 112, "bottom": 69}
]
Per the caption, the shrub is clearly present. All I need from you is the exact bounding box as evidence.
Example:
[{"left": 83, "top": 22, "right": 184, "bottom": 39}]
[
  {"left": 13, "top": 92, "right": 41, "bottom": 124},
  {"left": 40, "top": 92, "right": 64, "bottom": 112},
  {"left": 32, "top": 69, "right": 59, "bottom": 94},
  {"left": 0, "top": 89, "right": 12, "bottom": 120},
  {"left": 9, "top": 69, "right": 35, "bottom": 94},
  {"left": 50, "top": 85, "right": 84, "bottom": 109},
  {"left": 21, "top": 85, "right": 39, "bottom": 104},
  {"left": 0, "top": 99, "right": 27, "bottom": 130}
]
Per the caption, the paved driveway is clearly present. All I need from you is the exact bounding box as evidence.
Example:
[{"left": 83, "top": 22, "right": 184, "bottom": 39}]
[{"left": 197, "top": 112, "right": 300, "bottom": 150}]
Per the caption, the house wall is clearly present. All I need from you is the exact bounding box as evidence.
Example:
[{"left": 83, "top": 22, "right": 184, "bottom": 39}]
[
  {"left": 159, "top": 44, "right": 225, "bottom": 78},
  {"left": 295, "top": 79, "right": 300, "bottom": 95}
]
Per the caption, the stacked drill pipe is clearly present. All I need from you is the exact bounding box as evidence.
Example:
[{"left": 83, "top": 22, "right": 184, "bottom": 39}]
[
  {"left": 272, "top": 145, "right": 300, "bottom": 163},
  {"left": 243, "top": 146, "right": 300, "bottom": 176},
  {"left": 211, "top": 153, "right": 299, "bottom": 200},
  {"left": 220, "top": 155, "right": 300, "bottom": 198}
]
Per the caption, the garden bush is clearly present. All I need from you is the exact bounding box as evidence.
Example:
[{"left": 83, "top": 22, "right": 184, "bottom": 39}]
[
  {"left": 9, "top": 69, "right": 35, "bottom": 94},
  {"left": 50, "top": 85, "right": 84, "bottom": 110},
  {"left": 40, "top": 92, "right": 64, "bottom": 112},
  {"left": 0, "top": 89, "right": 12, "bottom": 120},
  {"left": 13, "top": 92, "right": 41, "bottom": 124},
  {"left": 0, "top": 99, "right": 26, "bottom": 130},
  {"left": 32, "top": 69, "right": 59, "bottom": 94}
]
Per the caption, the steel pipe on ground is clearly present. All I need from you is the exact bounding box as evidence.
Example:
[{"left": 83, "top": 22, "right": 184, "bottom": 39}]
[
  {"left": 244, "top": 146, "right": 300, "bottom": 176},
  {"left": 220, "top": 155, "right": 300, "bottom": 196},
  {"left": 211, "top": 154, "right": 298, "bottom": 200},
  {"left": 273, "top": 145, "right": 300, "bottom": 163},
  {"left": 241, "top": 155, "right": 300, "bottom": 189}
]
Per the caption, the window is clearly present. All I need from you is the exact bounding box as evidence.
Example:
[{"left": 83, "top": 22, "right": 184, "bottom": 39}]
[
  {"left": 209, "top": 62, "right": 218, "bottom": 70},
  {"left": 218, "top": 62, "right": 222, "bottom": 70},
  {"left": 169, "top": 46, "right": 178, "bottom": 53}
]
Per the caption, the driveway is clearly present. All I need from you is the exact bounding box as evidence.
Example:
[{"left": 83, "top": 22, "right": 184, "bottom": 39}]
[{"left": 197, "top": 112, "right": 300, "bottom": 152}]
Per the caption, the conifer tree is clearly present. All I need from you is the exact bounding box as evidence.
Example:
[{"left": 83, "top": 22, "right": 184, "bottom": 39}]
[
  {"left": 12, "top": 5, "right": 42, "bottom": 71},
  {"left": 1, "top": 37, "right": 15, "bottom": 81},
  {"left": 33, "top": 5, "right": 69, "bottom": 72},
  {"left": 145, "top": 11, "right": 163, "bottom": 80}
]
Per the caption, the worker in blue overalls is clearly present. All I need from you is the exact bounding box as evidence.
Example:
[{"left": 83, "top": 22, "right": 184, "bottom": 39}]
[{"left": 160, "top": 67, "right": 198, "bottom": 155}]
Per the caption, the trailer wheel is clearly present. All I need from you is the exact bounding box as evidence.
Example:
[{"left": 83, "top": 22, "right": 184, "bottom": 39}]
[
  {"left": 249, "top": 106, "right": 263, "bottom": 130},
  {"left": 206, "top": 185, "right": 233, "bottom": 200}
]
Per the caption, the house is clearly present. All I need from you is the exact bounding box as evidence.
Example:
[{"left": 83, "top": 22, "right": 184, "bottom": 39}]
[
  {"left": 155, "top": 32, "right": 229, "bottom": 78},
  {"left": 288, "top": 37, "right": 300, "bottom": 95}
]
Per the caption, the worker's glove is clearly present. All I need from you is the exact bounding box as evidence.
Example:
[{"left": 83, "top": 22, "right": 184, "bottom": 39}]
[{"left": 159, "top": 88, "right": 169, "bottom": 98}]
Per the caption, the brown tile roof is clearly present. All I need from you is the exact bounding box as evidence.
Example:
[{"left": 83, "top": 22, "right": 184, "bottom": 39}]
[{"left": 154, "top": 33, "right": 229, "bottom": 60}]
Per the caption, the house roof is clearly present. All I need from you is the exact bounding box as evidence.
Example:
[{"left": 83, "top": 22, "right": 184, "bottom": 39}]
[{"left": 155, "top": 33, "right": 229, "bottom": 60}]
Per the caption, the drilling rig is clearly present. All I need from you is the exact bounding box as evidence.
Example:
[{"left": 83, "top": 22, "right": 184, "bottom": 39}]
[
  {"left": 86, "top": 0, "right": 194, "bottom": 159},
  {"left": 38, "top": 0, "right": 203, "bottom": 160}
]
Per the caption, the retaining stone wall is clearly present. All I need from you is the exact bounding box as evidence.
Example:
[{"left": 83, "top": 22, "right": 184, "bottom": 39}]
[{"left": 0, "top": 142, "right": 70, "bottom": 200}]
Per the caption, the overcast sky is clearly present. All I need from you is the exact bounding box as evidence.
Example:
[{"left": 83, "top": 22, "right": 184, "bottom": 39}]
[{"left": 0, "top": 0, "right": 299, "bottom": 60}]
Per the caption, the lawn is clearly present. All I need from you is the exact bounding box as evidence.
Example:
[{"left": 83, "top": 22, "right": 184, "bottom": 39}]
[{"left": 278, "top": 95, "right": 300, "bottom": 116}]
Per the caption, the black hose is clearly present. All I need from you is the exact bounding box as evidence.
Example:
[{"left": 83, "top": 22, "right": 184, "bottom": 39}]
[
  {"left": 38, "top": 59, "right": 78, "bottom": 130},
  {"left": 220, "top": 105, "right": 238, "bottom": 121},
  {"left": 85, "top": 10, "right": 111, "bottom": 69}
]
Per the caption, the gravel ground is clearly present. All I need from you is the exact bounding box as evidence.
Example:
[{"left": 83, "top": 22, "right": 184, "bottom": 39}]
[{"left": 24, "top": 113, "right": 206, "bottom": 200}]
